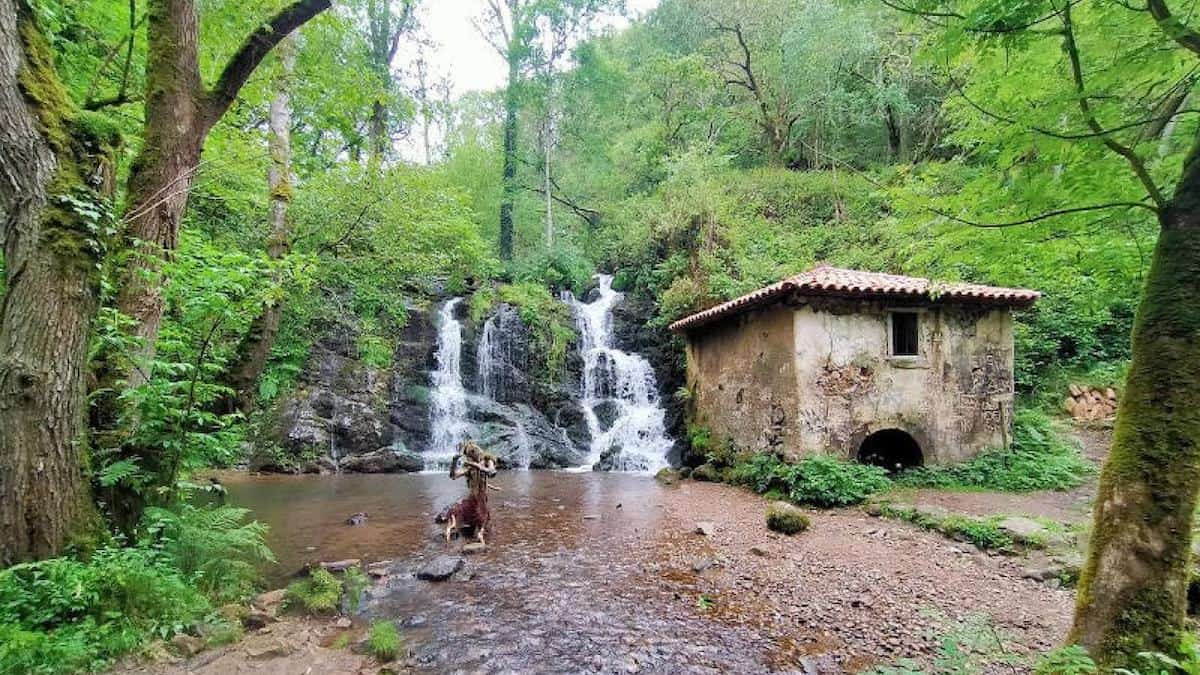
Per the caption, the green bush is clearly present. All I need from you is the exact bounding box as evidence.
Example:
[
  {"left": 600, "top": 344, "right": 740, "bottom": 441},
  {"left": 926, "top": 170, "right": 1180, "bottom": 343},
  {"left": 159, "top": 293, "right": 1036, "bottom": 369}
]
[
  {"left": 367, "top": 620, "right": 402, "bottom": 662},
  {"left": 766, "top": 502, "right": 810, "bottom": 534},
  {"left": 0, "top": 546, "right": 210, "bottom": 675},
  {"left": 285, "top": 568, "right": 343, "bottom": 614},
  {"left": 729, "top": 453, "right": 892, "bottom": 507},
  {"left": 895, "top": 409, "right": 1092, "bottom": 492}
]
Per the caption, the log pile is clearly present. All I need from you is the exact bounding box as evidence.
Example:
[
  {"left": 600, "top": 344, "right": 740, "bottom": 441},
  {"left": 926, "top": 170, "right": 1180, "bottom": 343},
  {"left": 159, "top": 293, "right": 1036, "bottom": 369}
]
[{"left": 1063, "top": 384, "right": 1118, "bottom": 422}]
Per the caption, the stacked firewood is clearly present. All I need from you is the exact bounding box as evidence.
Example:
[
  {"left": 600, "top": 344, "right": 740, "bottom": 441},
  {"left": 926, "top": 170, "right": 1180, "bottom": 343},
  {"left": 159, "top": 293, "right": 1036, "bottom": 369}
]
[{"left": 1062, "top": 384, "right": 1118, "bottom": 422}]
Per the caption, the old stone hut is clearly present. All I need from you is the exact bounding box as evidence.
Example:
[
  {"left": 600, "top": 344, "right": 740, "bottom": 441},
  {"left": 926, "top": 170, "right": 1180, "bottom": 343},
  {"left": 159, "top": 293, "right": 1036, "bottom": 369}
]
[{"left": 669, "top": 266, "right": 1040, "bottom": 469}]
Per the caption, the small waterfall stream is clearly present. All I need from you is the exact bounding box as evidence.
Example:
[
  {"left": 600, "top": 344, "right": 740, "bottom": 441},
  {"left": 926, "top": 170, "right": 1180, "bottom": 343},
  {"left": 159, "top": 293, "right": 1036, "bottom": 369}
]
[
  {"left": 476, "top": 310, "right": 536, "bottom": 468},
  {"left": 427, "top": 298, "right": 469, "bottom": 469},
  {"left": 564, "top": 274, "right": 673, "bottom": 472}
]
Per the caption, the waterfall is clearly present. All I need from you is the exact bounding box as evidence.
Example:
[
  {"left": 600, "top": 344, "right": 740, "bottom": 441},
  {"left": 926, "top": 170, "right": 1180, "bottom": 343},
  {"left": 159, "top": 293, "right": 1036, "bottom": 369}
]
[
  {"left": 427, "top": 297, "right": 469, "bottom": 469},
  {"left": 564, "top": 274, "right": 673, "bottom": 472}
]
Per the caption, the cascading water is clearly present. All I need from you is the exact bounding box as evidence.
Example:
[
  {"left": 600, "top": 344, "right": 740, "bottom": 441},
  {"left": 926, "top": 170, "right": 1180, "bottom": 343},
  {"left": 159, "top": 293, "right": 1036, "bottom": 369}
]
[
  {"left": 475, "top": 309, "right": 537, "bottom": 466},
  {"left": 564, "top": 274, "right": 673, "bottom": 472},
  {"left": 427, "top": 298, "right": 470, "bottom": 469}
]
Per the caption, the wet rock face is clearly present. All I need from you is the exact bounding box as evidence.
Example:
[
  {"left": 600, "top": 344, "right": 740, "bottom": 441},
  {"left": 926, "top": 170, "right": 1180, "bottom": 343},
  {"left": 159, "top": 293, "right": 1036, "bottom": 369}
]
[
  {"left": 468, "top": 398, "right": 588, "bottom": 469},
  {"left": 256, "top": 304, "right": 436, "bottom": 473}
]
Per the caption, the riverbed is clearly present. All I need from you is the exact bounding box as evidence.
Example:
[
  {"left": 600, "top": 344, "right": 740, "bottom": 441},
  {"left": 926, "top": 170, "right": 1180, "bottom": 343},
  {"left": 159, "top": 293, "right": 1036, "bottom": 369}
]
[{"left": 213, "top": 471, "right": 1074, "bottom": 673}]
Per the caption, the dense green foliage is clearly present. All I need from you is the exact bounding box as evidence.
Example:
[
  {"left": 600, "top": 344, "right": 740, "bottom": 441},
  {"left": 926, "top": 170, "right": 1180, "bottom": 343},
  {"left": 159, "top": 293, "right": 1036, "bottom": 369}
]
[
  {"left": 367, "top": 620, "right": 403, "bottom": 662},
  {"left": 895, "top": 410, "right": 1093, "bottom": 491},
  {"left": 285, "top": 568, "right": 343, "bottom": 615},
  {"left": 729, "top": 454, "right": 893, "bottom": 507},
  {"left": 0, "top": 504, "right": 270, "bottom": 675}
]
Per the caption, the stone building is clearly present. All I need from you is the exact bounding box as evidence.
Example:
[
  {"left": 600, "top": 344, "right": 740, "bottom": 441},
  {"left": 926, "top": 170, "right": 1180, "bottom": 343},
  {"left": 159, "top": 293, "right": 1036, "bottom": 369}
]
[{"left": 669, "top": 266, "right": 1039, "bottom": 469}]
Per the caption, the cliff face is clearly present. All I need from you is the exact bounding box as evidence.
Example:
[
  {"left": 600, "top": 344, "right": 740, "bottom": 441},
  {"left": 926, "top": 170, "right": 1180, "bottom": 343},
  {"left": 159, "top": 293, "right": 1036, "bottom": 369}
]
[{"left": 255, "top": 281, "right": 681, "bottom": 474}]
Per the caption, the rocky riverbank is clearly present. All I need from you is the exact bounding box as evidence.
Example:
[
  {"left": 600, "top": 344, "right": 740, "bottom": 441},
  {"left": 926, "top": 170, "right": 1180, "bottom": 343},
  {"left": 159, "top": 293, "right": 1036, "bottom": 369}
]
[{"left": 120, "top": 466, "right": 1083, "bottom": 674}]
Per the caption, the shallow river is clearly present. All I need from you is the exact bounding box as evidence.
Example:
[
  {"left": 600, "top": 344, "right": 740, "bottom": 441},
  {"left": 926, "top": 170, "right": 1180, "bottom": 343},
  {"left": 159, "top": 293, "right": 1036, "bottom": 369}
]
[{"left": 224, "top": 471, "right": 779, "bottom": 674}]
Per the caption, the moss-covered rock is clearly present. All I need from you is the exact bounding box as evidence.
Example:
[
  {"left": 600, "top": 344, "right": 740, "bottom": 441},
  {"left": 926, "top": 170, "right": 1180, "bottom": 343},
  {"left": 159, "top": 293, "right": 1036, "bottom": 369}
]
[
  {"left": 766, "top": 502, "right": 810, "bottom": 535},
  {"left": 654, "top": 467, "right": 681, "bottom": 485},
  {"left": 691, "top": 463, "right": 720, "bottom": 482}
]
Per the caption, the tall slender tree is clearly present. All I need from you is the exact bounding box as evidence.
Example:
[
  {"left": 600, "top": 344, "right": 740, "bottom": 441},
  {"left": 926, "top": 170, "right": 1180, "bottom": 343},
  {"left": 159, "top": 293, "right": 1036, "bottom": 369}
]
[
  {"left": 0, "top": 0, "right": 120, "bottom": 564},
  {"left": 228, "top": 34, "right": 297, "bottom": 413}
]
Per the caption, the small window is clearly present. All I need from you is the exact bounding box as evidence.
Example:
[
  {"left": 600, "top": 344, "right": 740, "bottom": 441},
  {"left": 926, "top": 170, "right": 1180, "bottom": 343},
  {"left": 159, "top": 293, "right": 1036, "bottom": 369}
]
[{"left": 890, "top": 312, "right": 919, "bottom": 356}]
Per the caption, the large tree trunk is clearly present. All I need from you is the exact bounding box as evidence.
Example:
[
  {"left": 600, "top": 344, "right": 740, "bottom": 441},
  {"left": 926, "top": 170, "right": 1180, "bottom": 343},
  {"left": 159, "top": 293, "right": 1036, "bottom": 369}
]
[
  {"left": 499, "top": 53, "right": 519, "bottom": 261},
  {"left": 229, "top": 35, "right": 295, "bottom": 413},
  {"left": 0, "top": 0, "right": 117, "bottom": 564},
  {"left": 111, "top": 0, "right": 205, "bottom": 389},
  {"left": 1069, "top": 136, "right": 1200, "bottom": 666}
]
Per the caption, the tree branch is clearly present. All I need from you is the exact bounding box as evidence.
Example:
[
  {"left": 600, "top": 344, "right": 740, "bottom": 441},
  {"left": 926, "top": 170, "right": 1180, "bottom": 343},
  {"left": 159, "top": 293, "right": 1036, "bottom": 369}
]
[
  {"left": 1061, "top": 1, "right": 1167, "bottom": 207},
  {"left": 205, "top": 0, "right": 331, "bottom": 124},
  {"left": 1147, "top": 0, "right": 1200, "bottom": 56}
]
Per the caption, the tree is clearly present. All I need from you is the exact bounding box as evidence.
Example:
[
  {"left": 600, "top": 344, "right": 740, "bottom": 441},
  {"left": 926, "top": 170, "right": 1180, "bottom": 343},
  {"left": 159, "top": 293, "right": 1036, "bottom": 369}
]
[
  {"left": 227, "top": 34, "right": 297, "bottom": 413},
  {"left": 476, "top": 0, "right": 619, "bottom": 261},
  {"left": 880, "top": 0, "right": 1200, "bottom": 665},
  {"left": 108, "top": 0, "right": 331, "bottom": 393},
  {"left": 364, "top": 0, "right": 416, "bottom": 163},
  {"left": 0, "top": 0, "right": 120, "bottom": 564}
]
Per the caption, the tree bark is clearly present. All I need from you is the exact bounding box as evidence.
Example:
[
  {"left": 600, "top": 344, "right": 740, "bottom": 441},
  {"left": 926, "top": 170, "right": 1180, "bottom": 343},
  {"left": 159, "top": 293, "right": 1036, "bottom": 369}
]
[
  {"left": 108, "top": 0, "right": 329, "bottom": 390},
  {"left": 0, "top": 0, "right": 117, "bottom": 564},
  {"left": 228, "top": 35, "right": 295, "bottom": 413},
  {"left": 499, "top": 50, "right": 519, "bottom": 261},
  {"left": 1069, "top": 134, "right": 1200, "bottom": 666}
]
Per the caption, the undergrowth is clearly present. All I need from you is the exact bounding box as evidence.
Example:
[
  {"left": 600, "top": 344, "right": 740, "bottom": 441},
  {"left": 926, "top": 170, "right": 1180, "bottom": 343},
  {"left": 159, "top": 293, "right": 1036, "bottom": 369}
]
[
  {"left": 875, "top": 503, "right": 1014, "bottom": 551},
  {"left": 0, "top": 504, "right": 272, "bottom": 675},
  {"left": 728, "top": 453, "right": 892, "bottom": 507},
  {"left": 893, "top": 409, "right": 1091, "bottom": 492},
  {"left": 367, "top": 620, "right": 402, "bottom": 662},
  {"left": 285, "top": 568, "right": 343, "bottom": 614}
]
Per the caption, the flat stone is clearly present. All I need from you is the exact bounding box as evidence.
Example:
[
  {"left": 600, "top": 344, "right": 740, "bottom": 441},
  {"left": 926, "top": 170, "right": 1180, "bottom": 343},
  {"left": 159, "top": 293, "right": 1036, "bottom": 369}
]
[
  {"left": 692, "top": 558, "right": 716, "bottom": 572},
  {"left": 320, "top": 558, "right": 361, "bottom": 572},
  {"left": 695, "top": 521, "right": 716, "bottom": 536},
  {"left": 169, "top": 634, "right": 204, "bottom": 657},
  {"left": 583, "top": 514, "right": 600, "bottom": 520},
  {"left": 997, "top": 516, "right": 1049, "bottom": 541},
  {"left": 334, "top": 617, "right": 352, "bottom": 629},
  {"left": 252, "top": 588, "right": 287, "bottom": 613},
  {"left": 462, "top": 542, "right": 488, "bottom": 555},
  {"left": 749, "top": 545, "right": 772, "bottom": 558},
  {"left": 243, "top": 634, "right": 296, "bottom": 659},
  {"left": 417, "top": 555, "right": 463, "bottom": 581},
  {"left": 366, "top": 560, "right": 393, "bottom": 578}
]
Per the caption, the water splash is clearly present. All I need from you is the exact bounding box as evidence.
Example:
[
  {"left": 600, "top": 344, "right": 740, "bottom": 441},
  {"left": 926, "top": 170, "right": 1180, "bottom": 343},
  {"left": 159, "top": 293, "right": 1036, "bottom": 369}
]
[
  {"left": 563, "top": 274, "right": 673, "bottom": 472},
  {"left": 427, "top": 298, "right": 469, "bottom": 469}
]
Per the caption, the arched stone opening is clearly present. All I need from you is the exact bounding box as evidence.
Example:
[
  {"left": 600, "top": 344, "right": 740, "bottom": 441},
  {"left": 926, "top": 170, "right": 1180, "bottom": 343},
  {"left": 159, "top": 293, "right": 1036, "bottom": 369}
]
[{"left": 857, "top": 428, "right": 923, "bottom": 472}]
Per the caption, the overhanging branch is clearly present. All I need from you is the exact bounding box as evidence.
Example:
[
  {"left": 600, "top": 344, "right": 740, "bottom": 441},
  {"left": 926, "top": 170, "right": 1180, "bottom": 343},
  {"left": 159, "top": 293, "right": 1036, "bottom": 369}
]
[{"left": 205, "top": 0, "right": 331, "bottom": 124}]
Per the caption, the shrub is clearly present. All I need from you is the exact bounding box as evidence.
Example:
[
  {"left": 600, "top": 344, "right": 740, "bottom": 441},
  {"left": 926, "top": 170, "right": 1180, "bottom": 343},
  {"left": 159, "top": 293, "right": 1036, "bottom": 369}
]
[
  {"left": 895, "top": 409, "right": 1091, "bottom": 492},
  {"left": 342, "top": 567, "right": 369, "bottom": 613},
  {"left": 0, "top": 546, "right": 210, "bottom": 675},
  {"left": 779, "top": 456, "right": 892, "bottom": 507},
  {"left": 285, "top": 568, "right": 342, "bottom": 614},
  {"left": 766, "top": 502, "right": 810, "bottom": 534},
  {"left": 367, "top": 620, "right": 402, "bottom": 662}
]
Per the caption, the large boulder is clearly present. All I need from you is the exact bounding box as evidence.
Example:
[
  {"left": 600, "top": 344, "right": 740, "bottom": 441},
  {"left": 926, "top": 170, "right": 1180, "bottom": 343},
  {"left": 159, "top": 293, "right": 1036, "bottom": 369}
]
[
  {"left": 468, "top": 397, "right": 589, "bottom": 469},
  {"left": 337, "top": 447, "right": 425, "bottom": 473}
]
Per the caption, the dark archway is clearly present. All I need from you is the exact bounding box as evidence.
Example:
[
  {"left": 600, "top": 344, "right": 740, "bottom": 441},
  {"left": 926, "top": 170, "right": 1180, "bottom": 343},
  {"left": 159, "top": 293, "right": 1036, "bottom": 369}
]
[{"left": 857, "top": 429, "right": 923, "bottom": 472}]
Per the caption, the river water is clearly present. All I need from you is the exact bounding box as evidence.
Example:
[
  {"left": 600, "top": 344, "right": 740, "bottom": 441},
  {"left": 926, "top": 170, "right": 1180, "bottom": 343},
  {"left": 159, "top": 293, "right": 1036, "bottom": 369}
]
[{"left": 222, "top": 471, "right": 779, "bottom": 673}]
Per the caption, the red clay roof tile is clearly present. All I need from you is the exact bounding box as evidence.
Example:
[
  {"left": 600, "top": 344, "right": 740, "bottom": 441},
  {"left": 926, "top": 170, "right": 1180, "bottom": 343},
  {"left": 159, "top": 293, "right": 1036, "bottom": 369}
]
[{"left": 668, "top": 265, "right": 1040, "bottom": 332}]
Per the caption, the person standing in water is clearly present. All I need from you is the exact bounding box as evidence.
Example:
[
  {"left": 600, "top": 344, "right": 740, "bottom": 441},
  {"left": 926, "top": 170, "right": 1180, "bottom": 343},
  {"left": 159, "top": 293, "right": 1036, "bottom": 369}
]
[{"left": 436, "top": 441, "right": 498, "bottom": 544}]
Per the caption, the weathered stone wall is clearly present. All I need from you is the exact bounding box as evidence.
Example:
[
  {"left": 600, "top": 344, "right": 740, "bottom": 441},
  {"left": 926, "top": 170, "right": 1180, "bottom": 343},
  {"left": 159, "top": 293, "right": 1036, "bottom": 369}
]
[
  {"left": 791, "top": 298, "right": 1014, "bottom": 465},
  {"left": 684, "top": 303, "right": 800, "bottom": 455},
  {"left": 684, "top": 295, "right": 1015, "bottom": 465}
]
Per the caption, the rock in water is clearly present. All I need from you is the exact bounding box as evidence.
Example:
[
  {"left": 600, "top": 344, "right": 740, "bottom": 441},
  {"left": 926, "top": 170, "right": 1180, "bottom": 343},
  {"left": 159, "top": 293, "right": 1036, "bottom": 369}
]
[
  {"left": 345, "top": 512, "right": 368, "bottom": 526},
  {"left": 417, "top": 555, "right": 463, "bottom": 581},
  {"left": 462, "top": 542, "right": 487, "bottom": 555},
  {"left": 695, "top": 522, "right": 716, "bottom": 536}
]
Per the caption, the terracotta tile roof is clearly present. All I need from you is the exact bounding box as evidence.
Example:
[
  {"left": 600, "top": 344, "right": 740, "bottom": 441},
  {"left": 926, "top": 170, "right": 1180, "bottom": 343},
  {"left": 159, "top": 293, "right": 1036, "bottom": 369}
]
[{"left": 668, "top": 265, "right": 1040, "bottom": 333}]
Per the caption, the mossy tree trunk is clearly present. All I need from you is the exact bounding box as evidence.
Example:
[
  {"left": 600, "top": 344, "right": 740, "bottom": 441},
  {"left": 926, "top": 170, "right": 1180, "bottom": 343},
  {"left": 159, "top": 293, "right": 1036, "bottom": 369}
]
[
  {"left": 1069, "top": 134, "right": 1200, "bottom": 666},
  {"left": 93, "top": 0, "right": 329, "bottom": 529},
  {"left": 0, "top": 0, "right": 118, "bottom": 564},
  {"left": 106, "top": 0, "right": 330, "bottom": 391},
  {"left": 228, "top": 35, "right": 295, "bottom": 413},
  {"left": 499, "top": 49, "right": 520, "bottom": 262}
]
